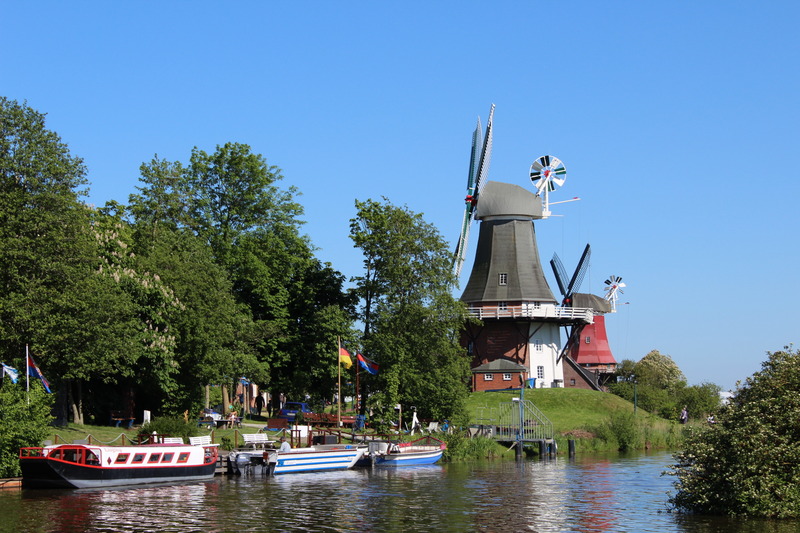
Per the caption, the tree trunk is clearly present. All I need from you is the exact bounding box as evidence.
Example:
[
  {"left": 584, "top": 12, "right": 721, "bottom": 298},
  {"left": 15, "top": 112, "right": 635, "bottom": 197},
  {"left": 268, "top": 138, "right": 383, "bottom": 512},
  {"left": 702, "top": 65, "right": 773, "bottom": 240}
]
[
  {"left": 205, "top": 384, "right": 210, "bottom": 409},
  {"left": 69, "top": 379, "right": 84, "bottom": 425},
  {"left": 222, "top": 385, "right": 230, "bottom": 415}
]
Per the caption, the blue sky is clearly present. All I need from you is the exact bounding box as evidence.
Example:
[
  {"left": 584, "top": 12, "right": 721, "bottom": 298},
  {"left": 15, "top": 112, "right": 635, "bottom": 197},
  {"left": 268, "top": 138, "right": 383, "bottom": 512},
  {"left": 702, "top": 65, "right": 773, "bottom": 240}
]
[{"left": 3, "top": 2, "right": 798, "bottom": 391}]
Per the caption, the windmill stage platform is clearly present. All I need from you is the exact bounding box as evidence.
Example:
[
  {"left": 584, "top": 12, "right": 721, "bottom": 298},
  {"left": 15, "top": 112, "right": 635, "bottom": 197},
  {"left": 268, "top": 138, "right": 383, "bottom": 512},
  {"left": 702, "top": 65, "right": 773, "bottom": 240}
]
[{"left": 466, "top": 303, "right": 593, "bottom": 324}]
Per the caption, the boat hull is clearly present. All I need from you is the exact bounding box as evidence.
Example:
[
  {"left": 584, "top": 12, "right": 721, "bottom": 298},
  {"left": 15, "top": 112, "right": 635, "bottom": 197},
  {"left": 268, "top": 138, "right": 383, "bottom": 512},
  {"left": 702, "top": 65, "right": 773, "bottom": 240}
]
[
  {"left": 373, "top": 449, "right": 444, "bottom": 466},
  {"left": 20, "top": 444, "right": 218, "bottom": 489}
]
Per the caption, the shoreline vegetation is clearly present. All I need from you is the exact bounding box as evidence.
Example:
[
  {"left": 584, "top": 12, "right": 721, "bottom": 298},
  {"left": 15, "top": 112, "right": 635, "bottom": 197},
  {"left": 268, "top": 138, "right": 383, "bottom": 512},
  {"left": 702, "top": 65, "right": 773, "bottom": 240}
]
[{"left": 37, "top": 388, "right": 683, "bottom": 461}]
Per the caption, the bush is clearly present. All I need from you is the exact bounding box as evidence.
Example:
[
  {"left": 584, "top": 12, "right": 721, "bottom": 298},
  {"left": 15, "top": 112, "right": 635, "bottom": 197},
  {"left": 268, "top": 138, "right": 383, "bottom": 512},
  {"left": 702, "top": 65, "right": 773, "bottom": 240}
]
[
  {"left": 138, "top": 416, "right": 197, "bottom": 442},
  {"left": 670, "top": 348, "right": 800, "bottom": 517},
  {"left": 440, "top": 433, "right": 504, "bottom": 461},
  {"left": 0, "top": 383, "right": 54, "bottom": 477}
]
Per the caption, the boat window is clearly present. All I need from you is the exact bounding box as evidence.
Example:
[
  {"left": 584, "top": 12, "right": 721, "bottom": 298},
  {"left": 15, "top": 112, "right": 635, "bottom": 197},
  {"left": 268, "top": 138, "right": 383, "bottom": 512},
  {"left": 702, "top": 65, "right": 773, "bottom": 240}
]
[
  {"left": 131, "top": 453, "right": 146, "bottom": 464},
  {"left": 115, "top": 453, "right": 130, "bottom": 464},
  {"left": 85, "top": 450, "right": 100, "bottom": 465},
  {"left": 49, "top": 449, "right": 62, "bottom": 460},
  {"left": 177, "top": 452, "right": 190, "bottom": 463},
  {"left": 62, "top": 449, "right": 79, "bottom": 463},
  {"left": 148, "top": 453, "right": 161, "bottom": 463},
  {"left": 161, "top": 453, "right": 174, "bottom": 463}
]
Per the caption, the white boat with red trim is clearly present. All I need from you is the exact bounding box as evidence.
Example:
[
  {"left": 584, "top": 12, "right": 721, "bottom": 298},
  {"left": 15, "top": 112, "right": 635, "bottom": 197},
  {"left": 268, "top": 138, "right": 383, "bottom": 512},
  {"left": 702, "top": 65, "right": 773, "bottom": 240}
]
[{"left": 19, "top": 442, "right": 219, "bottom": 489}]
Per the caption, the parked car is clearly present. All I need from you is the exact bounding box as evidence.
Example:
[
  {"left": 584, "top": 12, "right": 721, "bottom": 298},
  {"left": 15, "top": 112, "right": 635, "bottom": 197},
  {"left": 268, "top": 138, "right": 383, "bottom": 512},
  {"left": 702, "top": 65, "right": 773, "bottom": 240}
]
[{"left": 278, "top": 402, "right": 313, "bottom": 420}]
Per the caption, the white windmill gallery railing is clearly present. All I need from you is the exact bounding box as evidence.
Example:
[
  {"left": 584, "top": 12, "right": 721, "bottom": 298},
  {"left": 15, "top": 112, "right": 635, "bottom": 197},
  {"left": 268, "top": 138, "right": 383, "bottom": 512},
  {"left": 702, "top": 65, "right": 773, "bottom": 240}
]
[{"left": 466, "top": 304, "right": 593, "bottom": 323}]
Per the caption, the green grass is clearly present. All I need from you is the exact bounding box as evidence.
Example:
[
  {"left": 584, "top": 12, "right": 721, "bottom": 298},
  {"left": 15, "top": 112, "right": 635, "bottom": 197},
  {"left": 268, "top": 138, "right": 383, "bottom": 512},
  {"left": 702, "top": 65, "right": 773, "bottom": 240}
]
[
  {"left": 44, "top": 422, "right": 264, "bottom": 448},
  {"left": 465, "top": 388, "right": 680, "bottom": 453}
]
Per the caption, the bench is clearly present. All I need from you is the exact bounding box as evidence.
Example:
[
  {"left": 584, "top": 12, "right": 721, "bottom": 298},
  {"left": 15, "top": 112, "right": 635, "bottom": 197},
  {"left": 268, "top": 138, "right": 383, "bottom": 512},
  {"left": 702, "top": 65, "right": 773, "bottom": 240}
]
[
  {"left": 189, "top": 435, "right": 212, "bottom": 446},
  {"left": 162, "top": 437, "right": 184, "bottom": 444},
  {"left": 264, "top": 418, "right": 289, "bottom": 431},
  {"left": 110, "top": 411, "right": 135, "bottom": 429},
  {"left": 242, "top": 433, "right": 274, "bottom": 449}
]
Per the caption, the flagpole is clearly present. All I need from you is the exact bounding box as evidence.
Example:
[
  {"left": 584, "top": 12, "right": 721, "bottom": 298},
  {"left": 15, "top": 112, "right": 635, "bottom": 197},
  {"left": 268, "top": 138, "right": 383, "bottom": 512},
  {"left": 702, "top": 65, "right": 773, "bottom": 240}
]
[
  {"left": 337, "top": 337, "right": 342, "bottom": 427},
  {"left": 25, "top": 344, "right": 30, "bottom": 404}
]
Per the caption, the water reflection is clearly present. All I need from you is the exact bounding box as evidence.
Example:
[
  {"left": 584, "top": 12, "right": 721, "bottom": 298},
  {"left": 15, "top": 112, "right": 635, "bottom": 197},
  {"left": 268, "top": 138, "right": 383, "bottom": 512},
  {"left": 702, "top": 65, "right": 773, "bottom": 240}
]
[{"left": 2, "top": 453, "right": 799, "bottom": 532}]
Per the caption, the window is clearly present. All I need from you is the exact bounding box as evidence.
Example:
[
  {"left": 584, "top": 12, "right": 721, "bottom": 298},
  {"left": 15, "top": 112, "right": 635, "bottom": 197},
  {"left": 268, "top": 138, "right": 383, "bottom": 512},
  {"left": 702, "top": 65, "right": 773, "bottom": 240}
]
[
  {"left": 502, "top": 373, "right": 512, "bottom": 381},
  {"left": 467, "top": 341, "right": 474, "bottom": 357},
  {"left": 498, "top": 301, "right": 507, "bottom": 310},
  {"left": 131, "top": 453, "right": 145, "bottom": 464},
  {"left": 484, "top": 373, "right": 494, "bottom": 381},
  {"left": 533, "top": 301, "right": 541, "bottom": 310},
  {"left": 537, "top": 366, "right": 544, "bottom": 379},
  {"left": 585, "top": 336, "right": 591, "bottom": 344},
  {"left": 114, "top": 453, "right": 130, "bottom": 464},
  {"left": 499, "top": 273, "right": 508, "bottom": 285},
  {"left": 148, "top": 453, "right": 161, "bottom": 464},
  {"left": 570, "top": 379, "right": 576, "bottom": 386},
  {"left": 161, "top": 453, "right": 174, "bottom": 463},
  {"left": 534, "top": 339, "right": 543, "bottom": 352},
  {"left": 177, "top": 453, "right": 190, "bottom": 463}
]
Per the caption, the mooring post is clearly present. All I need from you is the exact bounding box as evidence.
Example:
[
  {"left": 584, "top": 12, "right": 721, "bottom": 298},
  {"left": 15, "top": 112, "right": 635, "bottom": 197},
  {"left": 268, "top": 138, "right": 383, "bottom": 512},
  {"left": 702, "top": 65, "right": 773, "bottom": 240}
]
[
  {"left": 568, "top": 439, "right": 575, "bottom": 458},
  {"left": 515, "top": 441, "right": 523, "bottom": 460}
]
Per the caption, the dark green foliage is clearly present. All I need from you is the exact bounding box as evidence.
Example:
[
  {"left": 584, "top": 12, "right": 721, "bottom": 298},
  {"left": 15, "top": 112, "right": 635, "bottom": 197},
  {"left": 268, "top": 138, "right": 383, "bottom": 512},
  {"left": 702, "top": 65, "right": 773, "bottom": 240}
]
[
  {"left": 0, "top": 383, "right": 54, "bottom": 477},
  {"left": 670, "top": 348, "right": 800, "bottom": 517},
  {"left": 350, "top": 199, "right": 470, "bottom": 423},
  {"left": 138, "top": 416, "right": 198, "bottom": 442}
]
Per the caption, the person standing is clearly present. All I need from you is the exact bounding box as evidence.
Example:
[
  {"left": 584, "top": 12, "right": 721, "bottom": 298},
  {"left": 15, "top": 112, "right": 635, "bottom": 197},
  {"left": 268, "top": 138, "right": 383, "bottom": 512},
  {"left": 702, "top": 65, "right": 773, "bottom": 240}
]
[
  {"left": 680, "top": 406, "right": 688, "bottom": 424},
  {"left": 255, "top": 394, "right": 265, "bottom": 416}
]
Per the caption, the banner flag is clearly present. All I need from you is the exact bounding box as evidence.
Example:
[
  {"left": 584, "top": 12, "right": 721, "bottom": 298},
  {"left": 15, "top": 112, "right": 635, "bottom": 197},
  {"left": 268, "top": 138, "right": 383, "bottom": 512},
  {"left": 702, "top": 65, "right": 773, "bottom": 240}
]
[
  {"left": 339, "top": 348, "right": 353, "bottom": 369},
  {"left": 2, "top": 363, "right": 19, "bottom": 384},
  {"left": 27, "top": 353, "right": 51, "bottom": 393},
  {"left": 356, "top": 353, "right": 379, "bottom": 375}
]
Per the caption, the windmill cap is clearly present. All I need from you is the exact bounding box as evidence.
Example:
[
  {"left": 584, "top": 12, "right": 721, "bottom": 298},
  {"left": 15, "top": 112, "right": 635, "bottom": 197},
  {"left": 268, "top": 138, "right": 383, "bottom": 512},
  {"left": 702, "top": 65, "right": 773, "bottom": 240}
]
[{"left": 476, "top": 181, "right": 543, "bottom": 220}]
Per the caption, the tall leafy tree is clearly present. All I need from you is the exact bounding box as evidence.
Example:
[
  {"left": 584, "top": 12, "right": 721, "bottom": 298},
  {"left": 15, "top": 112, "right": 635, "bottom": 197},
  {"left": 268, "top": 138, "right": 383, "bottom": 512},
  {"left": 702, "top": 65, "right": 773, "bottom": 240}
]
[
  {"left": 350, "top": 198, "right": 470, "bottom": 424},
  {"left": 0, "top": 98, "right": 114, "bottom": 422},
  {"left": 131, "top": 143, "right": 353, "bottom": 408}
]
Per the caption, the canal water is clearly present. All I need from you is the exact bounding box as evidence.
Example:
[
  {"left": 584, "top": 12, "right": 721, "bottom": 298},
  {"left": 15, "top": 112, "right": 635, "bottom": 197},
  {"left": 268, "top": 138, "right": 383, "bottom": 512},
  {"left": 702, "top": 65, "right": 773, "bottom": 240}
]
[{"left": 2, "top": 451, "right": 798, "bottom": 532}]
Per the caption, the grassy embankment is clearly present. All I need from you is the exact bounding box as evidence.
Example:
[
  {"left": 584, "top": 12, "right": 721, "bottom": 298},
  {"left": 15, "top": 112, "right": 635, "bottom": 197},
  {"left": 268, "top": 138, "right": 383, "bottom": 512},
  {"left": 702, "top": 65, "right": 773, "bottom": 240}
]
[{"left": 42, "top": 388, "right": 683, "bottom": 459}]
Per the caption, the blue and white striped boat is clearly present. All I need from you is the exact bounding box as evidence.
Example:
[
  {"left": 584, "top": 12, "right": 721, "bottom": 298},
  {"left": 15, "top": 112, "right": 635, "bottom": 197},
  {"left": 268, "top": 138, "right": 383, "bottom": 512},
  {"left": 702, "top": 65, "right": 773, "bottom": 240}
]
[{"left": 229, "top": 444, "right": 364, "bottom": 476}]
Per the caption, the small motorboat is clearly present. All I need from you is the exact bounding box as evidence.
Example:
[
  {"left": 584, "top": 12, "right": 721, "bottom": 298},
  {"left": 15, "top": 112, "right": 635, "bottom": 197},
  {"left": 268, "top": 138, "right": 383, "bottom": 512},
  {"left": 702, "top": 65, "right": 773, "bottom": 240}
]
[
  {"left": 228, "top": 444, "right": 365, "bottom": 476},
  {"left": 19, "top": 442, "right": 219, "bottom": 489},
  {"left": 367, "top": 436, "right": 446, "bottom": 466}
]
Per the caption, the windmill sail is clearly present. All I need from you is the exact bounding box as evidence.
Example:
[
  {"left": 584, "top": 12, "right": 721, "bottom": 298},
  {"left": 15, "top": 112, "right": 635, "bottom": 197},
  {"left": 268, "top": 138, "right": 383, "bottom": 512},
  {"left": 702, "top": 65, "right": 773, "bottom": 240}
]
[{"left": 454, "top": 104, "right": 495, "bottom": 276}]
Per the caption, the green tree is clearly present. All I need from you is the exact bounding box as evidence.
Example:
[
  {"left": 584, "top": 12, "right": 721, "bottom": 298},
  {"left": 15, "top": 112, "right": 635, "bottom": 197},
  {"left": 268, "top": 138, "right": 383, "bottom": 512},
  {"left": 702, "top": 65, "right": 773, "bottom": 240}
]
[
  {"left": 350, "top": 198, "right": 470, "bottom": 423},
  {"left": 634, "top": 350, "right": 686, "bottom": 391},
  {"left": 0, "top": 97, "right": 115, "bottom": 423},
  {"left": 0, "top": 382, "right": 53, "bottom": 477},
  {"left": 670, "top": 347, "right": 800, "bottom": 517}
]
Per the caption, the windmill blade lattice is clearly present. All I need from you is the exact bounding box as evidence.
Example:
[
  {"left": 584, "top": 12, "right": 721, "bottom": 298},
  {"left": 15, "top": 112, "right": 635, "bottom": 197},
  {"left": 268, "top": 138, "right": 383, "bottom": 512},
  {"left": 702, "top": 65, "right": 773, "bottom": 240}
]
[
  {"left": 550, "top": 253, "right": 569, "bottom": 297},
  {"left": 454, "top": 104, "right": 495, "bottom": 276}
]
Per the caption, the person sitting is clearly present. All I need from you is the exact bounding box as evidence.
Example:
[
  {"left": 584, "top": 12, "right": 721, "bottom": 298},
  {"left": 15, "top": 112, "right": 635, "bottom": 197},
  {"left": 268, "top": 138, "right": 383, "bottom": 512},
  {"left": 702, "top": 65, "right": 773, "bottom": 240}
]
[
  {"left": 278, "top": 437, "right": 291, "bottom": 452},
  {"left": 227, "top": 410, "right": 238, "bottom": 428}
]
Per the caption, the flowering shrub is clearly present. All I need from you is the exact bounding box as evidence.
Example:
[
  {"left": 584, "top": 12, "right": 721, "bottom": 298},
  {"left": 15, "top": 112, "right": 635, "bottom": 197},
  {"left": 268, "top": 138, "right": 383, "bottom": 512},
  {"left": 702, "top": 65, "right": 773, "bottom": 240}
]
[{"left": 669, "top": 347, "right": 800, "bottom": 517}]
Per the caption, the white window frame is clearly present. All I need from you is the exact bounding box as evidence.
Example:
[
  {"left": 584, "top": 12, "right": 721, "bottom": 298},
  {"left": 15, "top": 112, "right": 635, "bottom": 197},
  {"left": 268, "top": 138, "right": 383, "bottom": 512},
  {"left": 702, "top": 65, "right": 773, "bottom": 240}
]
[
  {"left": 537, "top": 366, "right": 545, "bottom": 379},
  {"left": 502, "top": 373, "right": 512, "bottom": 381},
  {"left": 534, "top": 339, "right": 543, "bottom": 352},
  {"left": 499, "top": 273, "right": 508, "bottom": 286},
  {"left": 484, "top": 373, "right": 494, "bottom": 381}
]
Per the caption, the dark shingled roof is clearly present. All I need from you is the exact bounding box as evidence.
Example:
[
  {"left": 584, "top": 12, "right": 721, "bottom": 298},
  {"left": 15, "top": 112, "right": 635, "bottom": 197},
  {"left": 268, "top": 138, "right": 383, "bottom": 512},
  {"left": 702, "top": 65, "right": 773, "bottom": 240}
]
[
  {"left": 460, "top": 181, "right": 555, "bottom": 304},
  {"left": 471, "top": 359, "right": 528, "bottom": 373}
]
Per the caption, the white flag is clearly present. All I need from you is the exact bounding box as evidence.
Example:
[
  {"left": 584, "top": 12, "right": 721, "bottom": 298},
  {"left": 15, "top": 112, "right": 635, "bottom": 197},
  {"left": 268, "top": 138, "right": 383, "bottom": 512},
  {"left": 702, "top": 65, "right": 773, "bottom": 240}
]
[{"left": 2, "top": 363, "right": 19, "bottom": 384}]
